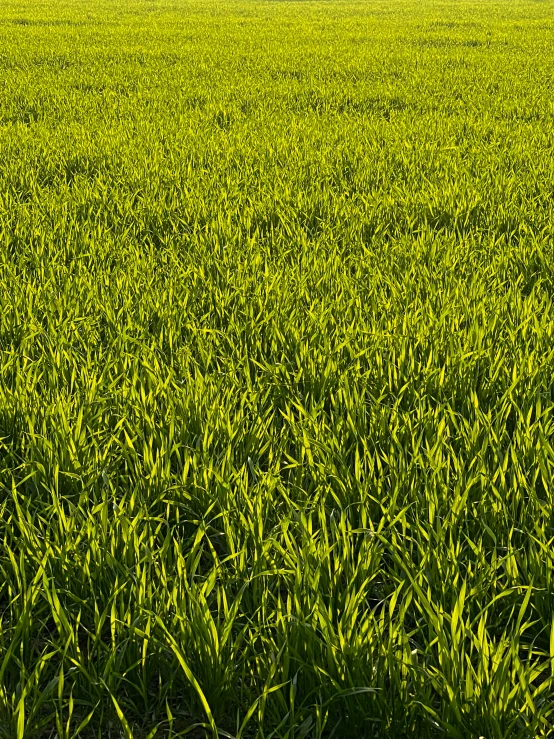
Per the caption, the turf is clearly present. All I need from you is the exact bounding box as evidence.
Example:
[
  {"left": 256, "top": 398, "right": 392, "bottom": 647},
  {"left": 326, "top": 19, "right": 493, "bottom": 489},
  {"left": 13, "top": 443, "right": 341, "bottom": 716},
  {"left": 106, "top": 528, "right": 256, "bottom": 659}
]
[{"left": 1, "top": 0, "right": 554, "bottom": 736}]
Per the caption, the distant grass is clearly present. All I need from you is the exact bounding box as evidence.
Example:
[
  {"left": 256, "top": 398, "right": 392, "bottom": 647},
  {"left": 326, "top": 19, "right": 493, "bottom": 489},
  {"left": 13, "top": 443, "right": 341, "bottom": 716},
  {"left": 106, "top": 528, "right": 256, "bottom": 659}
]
[{"left": 1, "top": 0, "right": 554, "bottom": 736}]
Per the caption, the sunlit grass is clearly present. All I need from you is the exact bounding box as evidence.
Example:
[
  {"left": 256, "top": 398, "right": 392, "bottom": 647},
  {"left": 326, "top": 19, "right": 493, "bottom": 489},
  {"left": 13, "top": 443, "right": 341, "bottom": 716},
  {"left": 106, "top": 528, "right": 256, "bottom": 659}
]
[{"left": 1, "top": 0, "right": 554, "bottom": 736}]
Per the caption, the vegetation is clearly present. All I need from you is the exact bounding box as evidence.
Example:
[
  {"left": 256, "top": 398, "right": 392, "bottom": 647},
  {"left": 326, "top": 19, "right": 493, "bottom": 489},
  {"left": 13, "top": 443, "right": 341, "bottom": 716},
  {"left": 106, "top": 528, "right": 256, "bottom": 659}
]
[{"left": 1, "top": 0, "right": 554, "bottom": 736}]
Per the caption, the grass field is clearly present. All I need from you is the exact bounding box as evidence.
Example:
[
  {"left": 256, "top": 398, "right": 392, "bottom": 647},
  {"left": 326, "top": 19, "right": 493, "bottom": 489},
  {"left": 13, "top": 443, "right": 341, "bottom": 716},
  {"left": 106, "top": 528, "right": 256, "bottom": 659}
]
[{"left": 1, "top": 0, "right": 554, "bottom": 736}]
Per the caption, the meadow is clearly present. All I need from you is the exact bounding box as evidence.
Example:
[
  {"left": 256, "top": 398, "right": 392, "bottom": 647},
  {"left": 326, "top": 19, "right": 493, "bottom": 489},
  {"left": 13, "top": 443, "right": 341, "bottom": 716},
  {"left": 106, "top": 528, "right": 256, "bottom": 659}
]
[{"left": 1, "top": 0, "right": 554, "bottom": 736}]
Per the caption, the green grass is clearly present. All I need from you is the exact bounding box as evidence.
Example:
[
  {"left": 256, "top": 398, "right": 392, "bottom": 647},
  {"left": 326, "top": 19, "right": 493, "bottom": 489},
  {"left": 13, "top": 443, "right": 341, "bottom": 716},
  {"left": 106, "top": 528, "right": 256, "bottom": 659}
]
[{"left": 1, "top": 0, "right": 554, "bottom": 736}]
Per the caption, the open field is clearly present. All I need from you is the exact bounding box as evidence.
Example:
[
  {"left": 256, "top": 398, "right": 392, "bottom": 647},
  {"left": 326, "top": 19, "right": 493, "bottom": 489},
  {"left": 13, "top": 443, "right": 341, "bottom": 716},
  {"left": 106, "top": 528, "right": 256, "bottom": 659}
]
[{"left": 1, "top": 0, "right": 554, "bottom": 736}]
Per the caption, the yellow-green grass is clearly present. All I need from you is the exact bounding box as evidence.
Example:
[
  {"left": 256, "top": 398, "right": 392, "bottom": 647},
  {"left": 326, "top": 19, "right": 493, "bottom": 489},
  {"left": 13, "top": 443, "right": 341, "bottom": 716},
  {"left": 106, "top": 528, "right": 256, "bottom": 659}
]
[{"left": 1, "top": 0, "right": 554, "bottom": 736}]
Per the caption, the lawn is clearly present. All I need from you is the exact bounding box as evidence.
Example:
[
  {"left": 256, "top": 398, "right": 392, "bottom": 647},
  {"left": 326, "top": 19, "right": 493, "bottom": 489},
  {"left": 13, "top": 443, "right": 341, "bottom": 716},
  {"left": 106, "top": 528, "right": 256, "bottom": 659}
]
[{"left": 1, "top": 0, "right": 554, "bottom": 736}]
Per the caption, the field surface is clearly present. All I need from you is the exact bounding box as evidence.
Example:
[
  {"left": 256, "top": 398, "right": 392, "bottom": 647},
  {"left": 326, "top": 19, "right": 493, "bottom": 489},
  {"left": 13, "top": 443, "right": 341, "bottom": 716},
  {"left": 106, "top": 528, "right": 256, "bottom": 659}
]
[{"left": 1, "top": 0, "right": 554, "bottom": 736}]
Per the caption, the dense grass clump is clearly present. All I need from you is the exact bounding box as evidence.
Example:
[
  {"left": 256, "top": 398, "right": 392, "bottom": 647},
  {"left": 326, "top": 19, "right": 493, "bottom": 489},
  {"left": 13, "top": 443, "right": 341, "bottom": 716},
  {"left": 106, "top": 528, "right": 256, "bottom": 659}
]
[{"left": 1, "top": 0, "right": 554, "bottom": 736}]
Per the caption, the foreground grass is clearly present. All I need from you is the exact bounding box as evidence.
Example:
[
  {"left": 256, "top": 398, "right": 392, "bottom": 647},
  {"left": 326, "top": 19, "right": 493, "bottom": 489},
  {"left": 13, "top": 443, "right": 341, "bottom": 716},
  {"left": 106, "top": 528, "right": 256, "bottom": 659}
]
[{"left": 1, "top": 0, "right": 554, "bottom": 736}]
